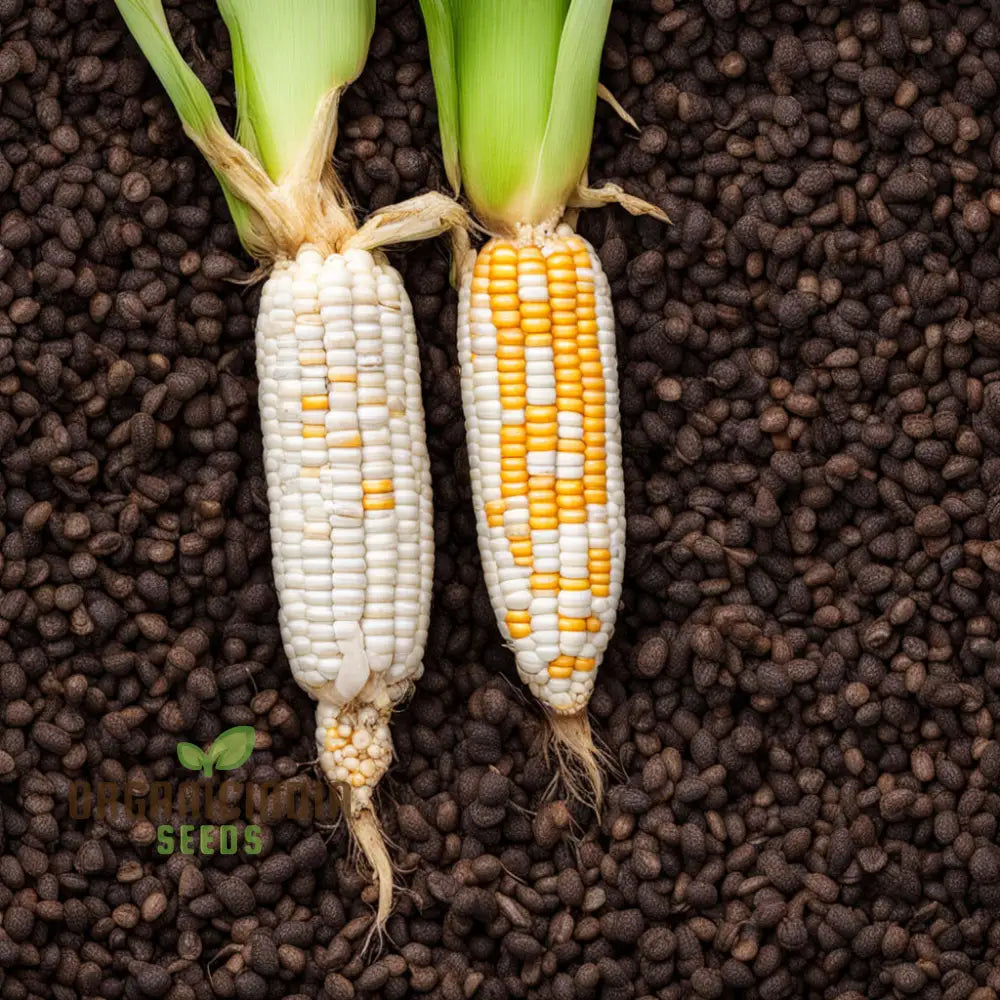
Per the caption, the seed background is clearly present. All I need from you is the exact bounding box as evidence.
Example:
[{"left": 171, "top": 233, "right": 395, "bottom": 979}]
[{"left": 2, "top": 0, "right": 1000, "bottom": 998}]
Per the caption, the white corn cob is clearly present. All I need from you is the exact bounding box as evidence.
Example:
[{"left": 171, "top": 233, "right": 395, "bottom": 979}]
[
  {"left": 457, "top": 226, "right": 624, "bottom": 718},
  {"left": 256, "top": 244, "right": 433, "bottom": 811}
]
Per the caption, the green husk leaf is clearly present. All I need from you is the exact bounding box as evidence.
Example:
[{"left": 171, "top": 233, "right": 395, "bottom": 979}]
[
  {"left": 453, "top": 0, "right": 569, "bottom": 228},
  {"left": 417, "top": 0, "right": 460, "bottom": 195},
  {"left": 419, "top": 0, "right": 615, "bottom": 228},
  {"left": 114, "top": 0, "right": 223, "bottom": 145},
  {"left": 522, "top": 0, "right": 613, "bottom": 225},
  {"left": 217, "top": 0, "right": 375, "bottom": 182},
  {"left": 114, "top": 0, "right": 255, "bottom": 247}
]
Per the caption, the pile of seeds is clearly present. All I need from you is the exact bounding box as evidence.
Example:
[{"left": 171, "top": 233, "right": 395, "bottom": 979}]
[{"left": 2, "top": 0, "right": 1000, "bottom": 997}]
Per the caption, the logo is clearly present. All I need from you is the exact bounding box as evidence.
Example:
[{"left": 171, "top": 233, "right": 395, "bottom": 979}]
[
  {"left": 176, "top": 726, "right": 256, "bottom": 778},
  {"left": 69, "top": 726, "right": 349, "bottom": 856}
]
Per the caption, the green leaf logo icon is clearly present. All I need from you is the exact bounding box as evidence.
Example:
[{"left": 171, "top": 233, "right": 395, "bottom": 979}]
[
  {"left": 177, "top": 726, "right": 255, "bottom": 778},
  {"left": 208, "top": 726, "right": 256, "bottom": 772},
  {"left": 176, "top": 742, "right": 209, "bottom": 776}
]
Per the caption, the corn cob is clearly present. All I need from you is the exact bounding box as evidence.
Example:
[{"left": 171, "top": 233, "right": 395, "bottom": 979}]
[
  {"left": 458, "top": 229, "right": 622, "bottom": 713},
  {"left": 256, "top": 245, "right": 433, "bottom": 811},
  {"left": 419, "top": 0, "right": 668, "bottom": 806},
  {"left": 114, "top": 0, "right": 467, "bottom": 929},
  {"left": 456, "top": 227, "right": 622, "bottom": 799}
]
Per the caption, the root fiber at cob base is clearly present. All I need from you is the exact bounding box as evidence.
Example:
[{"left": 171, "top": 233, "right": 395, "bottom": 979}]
[
  {"left": 114, "top": 0, "right": 466, "bottom": 928},
  {"left": 419, "top": 0, "right": 668, "bottom": 806}
]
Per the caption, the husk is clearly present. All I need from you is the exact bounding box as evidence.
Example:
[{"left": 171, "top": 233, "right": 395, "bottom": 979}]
[
  {"left": 597, "top": 82, "right": 639, "bottom": 130},
  {"left": 180, "top": 86, "right": 356, "bottom": 264},
  {"left": 217, "top": 0, "right": 375, "bottom": 182},
  {"left": 347, "top": 191, "right": 472, "bottom": 259},
  {"left": 568, "top": 181, "right": 671, "bottom": 224}
]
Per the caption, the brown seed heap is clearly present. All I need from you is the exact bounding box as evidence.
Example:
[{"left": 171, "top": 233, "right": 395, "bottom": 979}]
[{"left": 2, "top": 0, "right": 1000, "bottom": 997}]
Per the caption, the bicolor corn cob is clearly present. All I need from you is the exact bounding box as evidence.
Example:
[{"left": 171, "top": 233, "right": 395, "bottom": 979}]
[
  {"left": 257, "top": 245, "right": 433, "bottom": 810},
  {"left": 419, "top": 0, "right": 667, "bottom": 805},
  {"left": 457, "top": 227, "right": 624, "bottom": 717}
]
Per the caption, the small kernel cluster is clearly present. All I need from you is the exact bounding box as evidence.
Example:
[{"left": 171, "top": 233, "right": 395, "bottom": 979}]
[
  {"left": 458, "top": 228, "right": 625, "bottom": 713},
  {"left": 256, "top": 245, "right": 433, "bottom": 796},
  {"left": 315, "top": 700, "right": 395, "bottom": 809}
]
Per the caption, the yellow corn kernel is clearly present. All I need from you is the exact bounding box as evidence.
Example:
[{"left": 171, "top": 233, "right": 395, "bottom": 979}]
[
  {"left": 510, "top": 540, "right": 533, "bottom": 564},
  {"left": 492, "top": 310, "right": 522, "bottom": 328},
  {"left": 501, "top": 396, "right": 527, "bottom": 410},
  {"left": 301, "top": 395, "right": 328, "bottom": 410},
  {"left": 528, "top": 502, "right": 558, "bottom": 520},
  {"left": 546, "top": 256, "right": 575, "bottom": 271},
  {"left": 500, "top": 466, "right": 528, "bottom": 481},
  {"left": 553, "top": 352, "right": 581, "bottom": 369},
  {"left": 529, "top": 516, "right": 558, "bottom": 530},
  {"left": 526, "top": 404, "right": 557, "bottom": 420},
  {"left": 528, "top": 421, "right": 558, "bottom": 436},
  {"left": 521, "top": 318, "right": 551, "bottom": 335},
  {"left": 519, "top": 301, "right": 550, "bottom": 317},
  {"left": 526, "top": 436, "right": 558, "bottom": 450}
]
